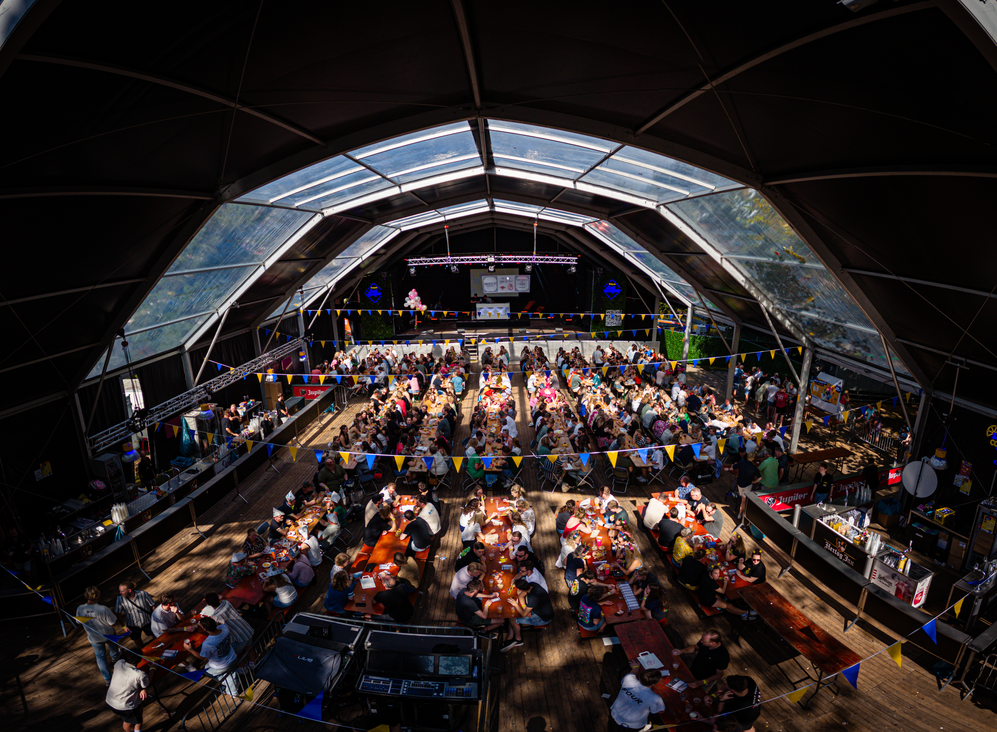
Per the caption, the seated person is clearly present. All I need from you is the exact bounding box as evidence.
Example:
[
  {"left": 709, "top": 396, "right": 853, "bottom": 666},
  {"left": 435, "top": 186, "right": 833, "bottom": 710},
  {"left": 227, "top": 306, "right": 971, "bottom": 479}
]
[
  {"left": 500, "top": 579, "right": 555, "bottom": 651},
  {"left": 507, "top": 529, "right": 531, "bottom": 555},
  {"left": 394, "top": 551, "right": 421, "bottom": 590},
  {"left": 416, "top": 496, "right": 441, "bottom": 535},
  {"left": 576, "top": 585, "right": 615, "bottom": 633},
  {"left": 670, "top": 528, "right": 695, "bottom": 567},
  {"left": 224, "top": 553, "right": 254, "bottom": 588},
  {"left": 677, "top": 548, "right": 709, "bottom": 589},
  {"left": 200, "top": 592, "right": 254, "bottom": 653},
  {"left": 262, "top": 574, "right": 298, "bottom": 614},
  {"left": 363, "top": 505, "right": 397, "bottom": 548},
  {"left": 722, "top": 533, "right": 747, "bottom": 563},
  {"left": 287, "top": 555, "right": 316, "bottom": 588},
  {"left": 656, "top": 507, "right": 685, "bottom": 551},
  {"left": 699, "top": 502, "right": 724, "bottom": 539},
  {"left": 454, "top": 542, "right": 486, "bottom": 573},
  {"left": 180, "top": 617, "right": 238, "bottom": 694},
  {"left": 242, "top": 529, "right": 267, "bottom": 559},
  {"left": 150, "top": 592, "right": 185, "bottom": 637},
  {"left": 638, "top": 583, "right": 669, "bottom": 621},
  {"left": 373, "top": 575, "right": 414, "bottom": 623},
  {"left": 454, "top": 578, "right": 504, "bottom": 637},
  {"left": 323, "top": 570, "right": 357, "bottom": 614},
  {"left": 563, "top": 543, "right": 588, "bottom": 588},
  {"left": 675, "top": 630, "right": 731, "bottom": 689},
  {"left": 735, "top": 550, "right": 767, "bottom": 584},
  {"left": 686, "top": 487, "right": 710, "bottom": 518},
  {"left": 697, "top": 566, "right": 755, "bottom": 619},
  {"left": 450, "top": 562, "right": 485, "bottom": 599},
  {"left": 515, "top": 559, "right": 548, "bottom": 592},
  {"left": 514, "top": 545, "right": 543, "bottom": 573},
  {"left": 568, "top": 568, "right": 613, "bottom": 614},
  {"left": 301, "top": 535, "right": 323, "bottom": 567},
  {"left": 268, "top": 509, "right": 291, "bottom": 543},
  {"left": 717, "top": 675, "right": 762, "bottom": 732},
  {"left": 399, "top": 510, "right": 433, "bottom": 556},
  {"left": 604, "top": 500, "right": 628, "bottom": 528}
]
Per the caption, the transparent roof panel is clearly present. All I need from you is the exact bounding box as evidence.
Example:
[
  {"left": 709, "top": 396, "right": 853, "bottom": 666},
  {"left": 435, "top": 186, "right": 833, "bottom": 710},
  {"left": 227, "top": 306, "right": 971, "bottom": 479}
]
[
  {"left": 87, "top": 317, "right": 210, "bottom": 378},
  {"left": 128, "top": 266, "right": 256, "bottom": 334},
  {"left": 358, "top": 132, "right": 478, "bottom": 179},
  {"left": 610, "top": 147, "right": 739, "bottom": 192},
  {"left": 244, "top": 157, "right": 361, "bottom": 204}
]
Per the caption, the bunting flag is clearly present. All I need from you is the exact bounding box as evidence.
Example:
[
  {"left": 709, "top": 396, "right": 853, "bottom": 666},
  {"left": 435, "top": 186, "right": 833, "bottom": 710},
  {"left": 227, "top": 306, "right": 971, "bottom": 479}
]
[
  {"left": 481, "top": 457, "right": 493, "bottom": 469},
  {"left": 954, "top": 597, "right": 965, "bottom": 617},
  {"left": 339, "top": 451, "right": 350, "bottom": 464},
  {"left": 179, "top": 669, "right": 207, "bottom": 682},
  {"left": 512, "top": 456, "right": 523, "bottom": 468},
  {"left": 239, "top": 686, "right": 254, "bottom": 701},
  {"left": 366, "top": 454, "right": 377, "bottom": 471},
  {"left": 302, "top": 375, "right": 310, "bottom": 384},
  {"left": 602, "top": 366, "right": 609, "bottom": 376},
  {"left": 352, "top": 375, "right": 360, "bottom": 385},
  {"left": 842, "top": 663, "right": 860, "bottom": 689},
  {"left": 887, "top": 642, "right": 902, "bottom": 668},
  {"left": 335, "top": 375, "right": 343, "bottom": 384},
  {"left": 717, "top": 438, "right": 726, "bottom": 455},
  {"left": 770, "top": 350, "right": 776, "bottom": 359},
  {"left": 786, "top": 687, "right": 809, "bottom": 704},
  {"left": 804, "top": 420, "right": 813, "bottom": 433},
  {"left": 74, "top": 615, "right": 93, "bottom": 623},
  {"left": 798, "top": 347, "right": 803, "bottom": 354},
  {"left": 842, "top": 411, "right": 850, "bottom": 424},
  {"left": 670, "top": 361, "right": 677, "bottom": 371},
  {"left": 299, "top": 691, "right": 324, "bottom": 721},
  {"left": 546, "top": 454, "right": 558, "bottom": 463},
  {"left": 691, "top": 443, "right": 701, "bottom": 459},
  {"left": 246, "top": 440, "right": 254, "bottom": 453},
  {"left": 206, "top": 433, "right": 214, "bottom": 445},
  {"left": 395, "top": 455, "right": 406, "bottom": 471},
  {"left": 876, "top": 401, "right": 883, "bottom": 411},
  {"left": 171, "top": 424, "right": 180, "bottom": 438},
  {"left": 422, "top": 456, "right": 435, "bottom": 472},
  {"left": 266, "top": 443, "right": 275, "bottom": 458},
  {"left": 607, "top": 451, "right": 618, "bottom": 468},
  {"left": 922, "top": 619, "right": 937, "bottom": 644},
  {"left": 286, "top": 446, "right": 298, "bottom": 462},
  {"left": 822, "top": 416, "right": 830, "bottom": 427},
  {"left": 319, "top": 375, "right": 325, "bottom": 385},
  {"left": 708, "top": 357, "right": 715, "bottom": 365},
  {"left": 103, "top": 632, "right": 131, "bottom": 643},
  {"left": 664, "top": 445, "right": 676, "bottom": 462},
  {"left": 637, "top": 448, "right": 648, "bottom": 465},
  {"left": 779, "top": 426, "right": 788, "bottom": 439},
  {"left": 286, "top": 374, "right": 292, "bottom": 384},
  {"left": 310, "top": 449, "right": 321, "bottom": 463},
  {"left": 892, "top": 396, "right": 898, "bottom": 406},
  {"left": 452, "top": 457, "right": 464, "bottom": 473}
]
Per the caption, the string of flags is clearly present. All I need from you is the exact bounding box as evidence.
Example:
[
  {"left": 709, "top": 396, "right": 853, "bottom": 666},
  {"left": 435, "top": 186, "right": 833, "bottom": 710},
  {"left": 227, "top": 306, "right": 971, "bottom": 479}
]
[{"left": 2, "top": 552, "right": 972, "bottom": 725}]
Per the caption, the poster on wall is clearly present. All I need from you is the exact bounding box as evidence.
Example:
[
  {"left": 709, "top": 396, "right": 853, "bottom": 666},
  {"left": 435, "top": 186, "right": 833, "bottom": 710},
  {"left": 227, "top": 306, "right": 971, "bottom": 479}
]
[
  {"left": 606, "top": 310, "right": 623, "bottom": 327},
  {"left": 809, "top": 373, "right": 844, "bottom": 413}
]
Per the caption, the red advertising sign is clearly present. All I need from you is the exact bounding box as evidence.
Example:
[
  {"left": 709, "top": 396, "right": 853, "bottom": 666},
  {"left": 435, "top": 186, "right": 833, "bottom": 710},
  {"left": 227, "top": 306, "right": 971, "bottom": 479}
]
[
  {"left": 293, "top": 385, "right": 333, "bottom": 401},
  {"left": 761, "top": 467, "right": 902, "bottom": 512}
]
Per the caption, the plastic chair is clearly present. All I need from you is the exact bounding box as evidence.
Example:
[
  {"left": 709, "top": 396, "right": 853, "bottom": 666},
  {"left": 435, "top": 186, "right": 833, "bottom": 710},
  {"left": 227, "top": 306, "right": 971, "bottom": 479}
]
[{"left": 611, "top": 467, "right": 630, "bottom": 495}]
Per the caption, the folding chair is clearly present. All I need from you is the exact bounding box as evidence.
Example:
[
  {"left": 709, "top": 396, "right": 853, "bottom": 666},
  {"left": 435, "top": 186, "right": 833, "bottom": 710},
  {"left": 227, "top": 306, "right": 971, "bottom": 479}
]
[
  {"left": 538, "top": 460, "right": 563, "bottom": 494},
  {"left": 354, "top": 469, "right": 381, "bottom": 496},
  {"left": 256, "top": 519, "right": 271, "bottom": 537},
  {"left": 611, "top": 467, "right": 630, "bottom": 495}
]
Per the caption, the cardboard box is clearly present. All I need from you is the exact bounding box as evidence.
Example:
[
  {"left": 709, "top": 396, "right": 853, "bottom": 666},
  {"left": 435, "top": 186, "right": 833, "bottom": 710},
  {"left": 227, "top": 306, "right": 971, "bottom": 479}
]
[
  {"left": 950, "top": 540, "right": 968, "bottom": 557},
  {"left": 876, "top": 510, "right": 900, "bottom": 528}
]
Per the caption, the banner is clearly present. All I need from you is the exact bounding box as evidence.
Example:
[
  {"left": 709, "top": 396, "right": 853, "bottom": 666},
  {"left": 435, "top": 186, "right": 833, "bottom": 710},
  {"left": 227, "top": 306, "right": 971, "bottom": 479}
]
[
  {"left": 293, "top": 385, "right": 334, "bottom": 401},
  {"left": 809, "top": 373, "right": 844, "bottom": 413},
  {"left": 759, "top": 466, "right": 902, "bottom": 512}
]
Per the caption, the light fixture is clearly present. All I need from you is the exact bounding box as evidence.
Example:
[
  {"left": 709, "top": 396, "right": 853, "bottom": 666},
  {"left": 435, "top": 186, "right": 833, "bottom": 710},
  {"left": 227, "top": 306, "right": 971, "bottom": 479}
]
[
  {"left": 568, "top": 265, "right": 577, "bottom": 273},
  {"left": 450, "top": 264, "right": 458, "bottom": 273},
  {"left": 525, "top": 264, "right": 532, "bottom": 272},
  {"left": 487, "top": 255, "right": 495, "bottom": 264},
  {"left": 407, "top": 254, "right": 578, "bottom": 267},
  {"left": 487, "top": 264, "right": 495, "bottom": 272},
  {"left": 408, "top": 266, "right": 416, "bottom": 276}
]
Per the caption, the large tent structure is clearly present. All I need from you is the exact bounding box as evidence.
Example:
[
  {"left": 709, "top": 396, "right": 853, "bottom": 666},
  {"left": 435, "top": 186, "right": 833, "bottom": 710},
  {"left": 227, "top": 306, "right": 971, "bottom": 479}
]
[{"left": 2, "top": 0, "right": 997, "bottom": 497}]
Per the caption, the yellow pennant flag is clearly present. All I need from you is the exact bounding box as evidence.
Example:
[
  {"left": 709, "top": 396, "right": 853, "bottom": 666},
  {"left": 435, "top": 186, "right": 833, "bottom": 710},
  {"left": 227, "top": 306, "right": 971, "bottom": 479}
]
[
  {"left": 388, "top": 375, "right": 395, "bottom": 385},
  {"left": 352, "top": 375, "right": 359, "bottom": 385},
  {"left": 172, "top": 425, "right": 179, "bottom": 437},
  {"left": 512, "top": 456, "right": 523, "bottom": 468},
  {"left": 798, "top": 346, "right": 803, "bottom": 354},
  {"left": 617, "top": 330, "right": 623, "bottom": 337},
  {"left": 452, "top": 457, "right": 463, "bottom": 473},
  {"left": 887, "top": 642, "right": 902, "bottom": 668},
  {"left": 395, "top": 455, "right": 406, "bottom": 471},
  {"left": 153, "top": 422, "right": 160, "bottom": 432},
  {"left": 638, "top": 364, "right": 645, "bottom": 373},
  {"left": 876, "top": 401, "right": 883, "bottom": 410},
  {"left": 443, "top": 311, "right": 448, "bottom": 317},
  {"left": 286, "top": 374, "right": 293, "bottom": 384},
  {"left": 842, "top": 411, "right": 849, "bottom": 423},
  {"left": 469, "top": 339, "right": 476, "bottom": 345},
  {"left": 602, "top": 366, "right": 609, "bottom": 376},
  {"left": 600, "top": 314, "right": 605, "bottom": 320},
  {"left": 339, "top": 452, "right": 350, "bottom": 464},
  {"left": 289, "top": 446, "right": 298, "bottom": 462},
  {"left": 717, "top": 438, "right": 726, "bottom": 455},
  {"left": 709, "top": 357, "right": 715, "bottom": 365},
  {"left": 670, "top": 361, "right": 677, "bottom": 371},
  {"left": 256, "top": 373, "right": 263, "bottom": 382},
  {"left": 319, "top": 375, "right": 325, "bottom": 385},
  {"left": 377, "top": 310, "right": 382, "bottom": 315},
  {"left": 770, "top": 350, "right": 776, "bottom": 359},
  {"left": 336, "top": 310, "right": 341, "bottom": 316},
  {"left": 246, "top": 440, "right": 253, "bottom": 453},
  {"left": 954, "top": 597, "right": 965, "bottom": 617},
  {"left": 239, "top": 686, "right": 254, "bottom": 702},
  {"left": 786, "top": 687, "right": 809, "bottom": 704},
  {"left": 607, "top": 451, "right": 618, "bottom": 468},
  {"left": 664, "top": 445, "right": 676, "bottom": 462},
  {"left": 906, "top": 392, "right": 911, "bottom": 403},
  {"left": 320, "top": 341, "right": 325, "bottom": 347},
  {"left": 74, "top": 616, "right": 93, "bottom": 623},
  {"left": 445, "top": 340, "right": 450, "bottom": 345},
  {"left": 804, "top": 420, "right": 813, "bottom": 433},
  {"left": 645, "top": 329, "right": 650, "bottom": 336},
  {"left": 206, "top": 432, "right": 214, "bottom": 445},
  {"left": 547, "top": 454, "right": 558, "bottom": 463}
]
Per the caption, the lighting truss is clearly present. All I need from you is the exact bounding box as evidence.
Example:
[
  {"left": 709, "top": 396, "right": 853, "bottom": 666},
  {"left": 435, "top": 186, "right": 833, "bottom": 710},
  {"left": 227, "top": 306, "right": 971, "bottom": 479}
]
[
  {"left": 87, "top": 338, "right": 305, "bottom": 454},
  {"left": 406, "top": 254, "right": 578, "bottom": 267}
]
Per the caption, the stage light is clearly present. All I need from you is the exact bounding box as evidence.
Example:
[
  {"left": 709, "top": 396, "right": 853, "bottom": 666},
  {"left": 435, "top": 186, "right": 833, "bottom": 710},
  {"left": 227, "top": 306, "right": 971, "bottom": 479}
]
[
  {"left": 409, "top": 266, "right": 416, "bottom": 276},
  {"left": 525, "top": 264, "right": 532, "bottom": 272},
  {"left": 450, "top": 264, "right": 458, "bottom": 273},
  {"left": 568, "top": 265, "right": 576, "bottom": 273},
  {"left": 487, "top": 264, "right": 495, "bottom": 272}
]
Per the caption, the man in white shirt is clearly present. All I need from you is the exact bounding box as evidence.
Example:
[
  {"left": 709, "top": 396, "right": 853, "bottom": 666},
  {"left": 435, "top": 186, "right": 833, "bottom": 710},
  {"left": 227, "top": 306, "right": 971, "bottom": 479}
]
[
  {"left": 379, "top": 484, "right": 397, "bottom": 505},
  {"left": 502, "top": 411, "right": 518, "bottom": 439},
  {"left": 106, "top": 652, "right": 149, "bottom": 731},
  {"left": 671, "top": 381, "right": 681, "bottom": 402},
  {"left": 77, "top": 585, "right": 122, "bottom": 686},
  {"left": 642, "top": 495, "right": 668, "bottom": 529},
  {"left": 183, "top": 617, "right": 238, "bottom": 695},
  {"left": 592, "top": 346, "right": 604, "bottom": 365},
  {"left": 416, "top": 496, "right": 442, "bottom": 534},
  {"left": 301, "top": 535, "right": 323, "bottom": 567},
  {"left": 150, "top": 592, "right": 185, "bottom": 637},
  {"left": 655, "top": 367, "right": 667, "bottom": 388},
  {"left": 609, "top": 669, "right": 665, "bottom": 731},
  {"left": 515, "top": 559, "right": 548, "bottom": 591}
]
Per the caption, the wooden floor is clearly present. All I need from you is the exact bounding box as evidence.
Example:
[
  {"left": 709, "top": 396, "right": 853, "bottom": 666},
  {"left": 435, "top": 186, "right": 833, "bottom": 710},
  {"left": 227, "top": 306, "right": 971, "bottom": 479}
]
[{"left": 4, "top": 366, "right": 995, "bottom": 732}]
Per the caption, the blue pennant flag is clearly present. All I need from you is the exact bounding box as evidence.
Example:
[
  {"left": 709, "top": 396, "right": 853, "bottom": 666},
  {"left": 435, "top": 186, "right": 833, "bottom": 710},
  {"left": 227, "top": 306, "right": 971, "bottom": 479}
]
[
  {"left": 380, "top": 341, "right": 385, "bottom": 346},
  {"left": 303, "top": 375, "right": 309, "bottom": 383},
  {"left": 725, "top": 356, "right": 731, "bottom": 363},
  {"left": 756, "top": 351, "right": 762, "bottom": 359},
  {"left": 737, "top": 436, "right": 743, "bottom": 449},
  {"left": 458, "top": 339, "right": 463, "bottom": 345},
  {"left": 368, "top": 310, "right": 372, "bottom": 316},
  {"left": 430, "top": 311, "right": 435, "bottom": 317},
  {"left": 335, "top": 375, "right": 342, "bottom": 384},
  {"left": 632, "top": 330, "right": 637, "bottom": 337},
  {"left": 179, "top": 669, "right": 206, "bottom": 682},
  {"left": 363, "top": 454, "right": 375, "bottom": 471},
  {"left": 691, "top": 443, "right": 701, "bottom": 459},
  {"left": 298, "top": 690, "right": 324, "bottom": 721},
  {"left": 482, "top": 373, "right": 490, "bottom": 381},
  {"left": 327, "top": 309, "right": 332, "bottom": 315},
  {"left": 266, "top": 444, "right": 274, "bottom": 458},
  {"left": 822, "top": 416, "right": 830, "bottom": 427},
  {"left": 638, "top": 448, "right": 649, "bottom": 465},
  {"left": 332, "top": 341, "right": 337, "bottom": 347},
  {"left": 603, "top": 332, "right": 610, "bottom": 338},
  {"left": 692, "top": 359, "right": 699, "bottom": 367},
  {"left": 481, "top": 457, "right": 493, "bottom": 469},
  {"left": 779, "top": 426, "right": 788, "bottom": 438},
  {"left": 892, "top": 396, "right": 898, "bottom": 406},
  {"left": 583, "top": 368, "right": 590, "bottom": 375},
  {"left": 842, "top": 663, "right": 860, "bottom": 689},
  {"left": 104, "top": 631, "right": 131, "bottom": 643},
  {"left": 314, "top": 450, "right": 323, "bottom": 463},
  {"left": 619, "top": 365, "right": 626, "bottom": 374},
  {"left": 579, "top": 453, "right": 590, "bottom": 466},
  {"left": 545, "top": 370, "right": 551, "bottom": 377},
  {"left": 42, "top": 596, "right": 54, "bottom": 604},
  {"left": 265, "top": 329, "right": 270, "bottom": 335},
  {"left": 580, "top": 404, "right": 586, "bottom": 417},
  {"left": 406, "top": 340, "right": 410, "bottom": 346},
  {"left": 422, "top": 456, "right": 435, "bottom": 472},
  {"left": 923, "top": 619, "right": 937, "bottom": 644},
  {"left": 370, "top": 376, "right": 376, "bottom": 384},
  {"left": 216, "top": 363, "right": 222, "bottom": 371}
]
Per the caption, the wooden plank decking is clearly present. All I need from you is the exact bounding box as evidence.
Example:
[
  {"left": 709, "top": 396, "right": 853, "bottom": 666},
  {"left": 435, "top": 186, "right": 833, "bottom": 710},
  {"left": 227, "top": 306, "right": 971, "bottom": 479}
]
[{"left": 2, "top": 365, "right": 994, "bottom": 732}]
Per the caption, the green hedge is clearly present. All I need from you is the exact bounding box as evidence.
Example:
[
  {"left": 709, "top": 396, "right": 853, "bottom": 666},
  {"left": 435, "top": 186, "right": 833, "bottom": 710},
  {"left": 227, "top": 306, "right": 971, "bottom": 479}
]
[
  {"left": 358, "top": 312, "right": 395, "bottom": 341},
  {"left": 660, "top": 329, "right": 730, "bottom": 368}
]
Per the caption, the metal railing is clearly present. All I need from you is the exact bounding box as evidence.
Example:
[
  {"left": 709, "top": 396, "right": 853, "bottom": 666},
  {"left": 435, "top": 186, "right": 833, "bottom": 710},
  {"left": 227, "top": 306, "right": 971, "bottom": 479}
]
[
  {"left": 88, "top": 339, "right": 304, "bottom": 453},
  {"left": 178, "top": 613, "right": 285, "bottom": 732}
]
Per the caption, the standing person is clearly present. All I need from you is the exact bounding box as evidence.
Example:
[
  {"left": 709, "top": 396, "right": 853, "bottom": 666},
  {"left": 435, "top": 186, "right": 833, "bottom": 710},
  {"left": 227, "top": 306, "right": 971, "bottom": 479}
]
[
  {"left": 810, "top": 463, "right": 833, "bottom": 504},
  {"left": 608, "top": 668, "right": 665, "bottom": 732},
  {"left": 729, "top": 450, "right": 762, "bottom": 520},
  {"left": 76, "top": 585, "right": 122, "bottom": 686},
  {"left": 105, "top": 650, "right": 149, "bottom": 732},
  {"left": 115, "top": 581, "right": 155, "bottom": 647}
]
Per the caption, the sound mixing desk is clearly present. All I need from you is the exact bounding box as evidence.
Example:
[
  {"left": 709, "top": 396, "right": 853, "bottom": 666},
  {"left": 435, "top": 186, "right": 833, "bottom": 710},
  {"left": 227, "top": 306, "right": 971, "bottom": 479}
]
[{"left": 358, "top": 675, "right": 479, "bottom": 700}]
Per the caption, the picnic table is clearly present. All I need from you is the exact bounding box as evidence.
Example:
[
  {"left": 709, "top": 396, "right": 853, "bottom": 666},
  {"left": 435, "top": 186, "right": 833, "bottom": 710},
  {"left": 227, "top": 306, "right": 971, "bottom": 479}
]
[
  {"left": 788, "top": 446, "right": 851, "bottom": 482},
  {"left": 738, "top": 582, "right": 862, "bottom": 708},
  {"left": 347, "top": 498, "right": 422, "bottom": 617},
  {"left": 616, "top": 620, "right": 712, "bottom": 730},
  {"left": 575, "top": 501, "right": 643, "bottom": 626}
]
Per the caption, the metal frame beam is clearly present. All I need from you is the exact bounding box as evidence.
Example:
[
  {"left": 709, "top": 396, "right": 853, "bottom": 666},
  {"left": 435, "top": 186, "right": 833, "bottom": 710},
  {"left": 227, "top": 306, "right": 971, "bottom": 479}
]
[
  {"left": 634, "top": 1, "right": 931, "bottom": 135},
  {"left": 842, "top": 268, "right": 997, "bottom": 301},
  {"left": 18, "top": 53, "right": 325, "bottom": 146},
  {"left": 557, "top": 230, "right": 661, "bottom": 307},
  {"left": 766, "top": 164, "right": 997, "bottom": 186},
  {"left": 0, "top": 278, "right": 147, "bottom": 306},
  {"left": 449, "top": 0, "right": 482, "bottom": 110},
  {"left": 0, "top": 186, "right": 214, "bottom": 201}
]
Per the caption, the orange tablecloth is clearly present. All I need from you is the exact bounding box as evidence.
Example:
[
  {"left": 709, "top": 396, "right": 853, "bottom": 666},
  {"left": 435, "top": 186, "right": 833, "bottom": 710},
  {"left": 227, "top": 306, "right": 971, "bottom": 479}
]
[{"left": 347, "top": 499, "right": 421, "bottom": 615}]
